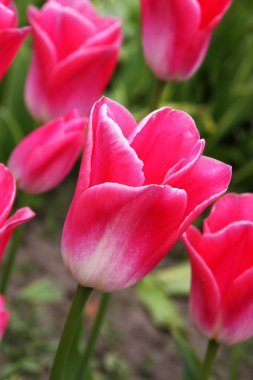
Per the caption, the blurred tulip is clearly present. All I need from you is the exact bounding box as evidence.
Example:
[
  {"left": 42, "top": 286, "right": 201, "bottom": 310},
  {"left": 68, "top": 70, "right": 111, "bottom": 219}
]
[
  {"left": 182, "top": 193, "right": 253, "bottom": 344},
  {"left": 141, "top": 0, "right": 232, "bottom": 80},
  {"left": 0, "top": 295, "right": 9, "bottom": 340},
  {"left": 25, "top": 0, "right": 122, "bottom": 121},
  {"left": 62, "top": 97, "right": 231, "bottom": 292},
  {"left": 8, "top": 111, "right": 86, "bottom": 194},
  {"left": 0, "top": 164, "right": 35, "bottom": 260},
  {"left": 0, "top": 0, "right": 30, "bottom": 79}
]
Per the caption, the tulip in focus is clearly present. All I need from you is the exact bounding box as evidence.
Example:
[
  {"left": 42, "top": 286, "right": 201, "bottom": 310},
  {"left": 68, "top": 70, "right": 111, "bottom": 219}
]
[
  {"left": 25, "top": 0, "right": 122, "bottom": 121},
  {"left": 141, "top": 0, "right": 232, "bottom": 81},
  {"left": 0, "top": 296, "right": 9, "bottom": 340},
  {"left": 182, "top": 193, "right": 253, "bottom": 345},
  {"left": 0, "top": 164, "right": 35, "bottom": 260},
  {"left": 0, "top": 0, "right": 30, "bottom": 79},
  {"left": 8, "top": 111, "right": 86, "bottom": 194},
  {"left": 62, "top": 97, "right": 231, "bottom": 292}
]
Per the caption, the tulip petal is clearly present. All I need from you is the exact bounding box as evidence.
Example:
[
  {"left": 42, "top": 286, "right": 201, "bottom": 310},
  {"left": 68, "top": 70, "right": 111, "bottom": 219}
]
[
  {"left": 0, "top": 164, "right": 15, "bottom": 228},
  {"left": 204, "top": 193, "right": 253, "bottom": 233},
  {"left": 0, "top": 3, "right": 17, "bottom": 29},
  {"left": 198, "top": 223, "right": 253, "bottom": 296},
  {"left": 182, "top": 226, "right": 220, "bottom": 337},
  {"left": 0, "top": 207, "right": 35, "bottom": 260},
  {"left": 34, "top": 2, "right": 96, "bottom": 61},
  {"left": 141, "top": 0, "right": 213, "bottom": 80},
  {"left": 131, "top": 107, "right": 200, "bottom": 185},
  {"left": 0, "top": 295, "right": 9, "bottom": 340},
  {"left": 197, "top": 0, "right": 232, "bottom": 29},
  {"left": 47, "top": 44, "right": 121, "bottom": 118},
  {"left": 72, "top": 99, "right": 144, "bottom": 193},
  {"left": 26, "top": 6, "right": 57, "bottom": 120},
  {"left": 221, "top": 266, "right": 253, "bottom": 344},
  {"left": 163, "top": 139, "right": 205, "bottom": 184},
  {"left": 96, "top": 97, "right": 137, "bottom": 142},
  {"left": 62, "top": 183, "right": 187, "bottom": 291},
  {"left": 8, "top": 115, "right": 85, "bottom": 194},
  {"left": 170, "top": 156, "right": 232, "bottom": 233},
  {"left": 0, "top": 27, "right": 30, "bottom": 79}
]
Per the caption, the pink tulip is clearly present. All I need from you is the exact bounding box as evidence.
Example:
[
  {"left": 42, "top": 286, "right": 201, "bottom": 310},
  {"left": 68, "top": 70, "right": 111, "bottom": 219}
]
[
  {"left": 25, "top": 0, "right": 122, "bottom": 121},
  {"left": 182, "top": 193, "right": 253, "bottom": 344},
  {"left": 0, "top": 164, "right": 35, "bottom": 260},
  {"left": 0, "top": 0, "right": 30, "bottom": 79},
  {"left": 8, "top": 111, "right": 86, "bottom": 194},
  {"left": 0, "top": 296, "right": 9, "bottom": 340},
  {"left": 141, "top": 0, "right": 232, "bottom": 81},
  {"left": 61, "top": 97, "right": 231, "bottom": 292}
]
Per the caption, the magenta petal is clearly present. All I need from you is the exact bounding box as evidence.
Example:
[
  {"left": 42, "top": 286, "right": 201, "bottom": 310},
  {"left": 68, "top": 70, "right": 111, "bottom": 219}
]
[
  {"left": 48, "top": 45, "right": 120, "bottom": 118},
  {"left": 131, "top": 107, "right": 200, "bottom": 185},
  {"left": 196, "top": 223, "right": 253, "bottom": 295},
  {"left": 204, "top": 193, "right": 253, "bottom": 233},
  {"left": 0, "top": 164, "right": 15, "bottom": 228},
  {"left": 75, "top": 99, "right": 144, "bottom": 193},
  {"left": 198, "top": 0, "right": 232, "bottom": 28},
  {"left": 221, "top": 267, "right": 253, "bottom": 344},
  {"left": 0, "top": 295, "right": 9, "bottom": 340},
  {"left": 172, "top": 156, "right": 232, "bottom": 233},
  {"left": 97, "top": 97, "right": 137, "bottom": 142},
  {"left": 25, "top": 7, "right": 57, "bottom": 120},
  {"left": 0, "top": 3, "right": 17, "bottom": 29},
  {"left": 8, "top": 114, "right": 85, "bottom": 194},
  {"left": 0, "top": 207, "right": 35, "bottom": 260},
  {"left": 34, "top": 2, "right": 96, "bottom": 60},
  {"left": 182, "top": 227, "right": 220, "bottom": 337},
  {"left": 62, "top": 183, "right": 187, "bottom": 291},
  {"left": 164, "top": 139, "right": 205, "bottom": 184},
  {"left": 0, "top": 27, "right": 30, "bottom": 79}
]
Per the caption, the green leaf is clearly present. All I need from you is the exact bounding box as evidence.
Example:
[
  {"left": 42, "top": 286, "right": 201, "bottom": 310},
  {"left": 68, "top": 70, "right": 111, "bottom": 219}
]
[
  {"left": 136, "top": 276, "right": 185, "bottom": 333},
  {"left": 173, "top": 333, "right": 201, "bottom": 380},
  {"left": 19, "top": 278, "right": 64, "bottom": 304},
  {"left": 153, "top": 262, "right": 191, "bottom": 297}
]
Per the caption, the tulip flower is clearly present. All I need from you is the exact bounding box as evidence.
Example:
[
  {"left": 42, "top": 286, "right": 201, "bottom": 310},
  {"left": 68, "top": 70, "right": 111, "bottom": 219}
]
[
  {"left": 0, "top": 296, "right": 9, "bottom": 340},
  {"left": 8, "top": 111, "right": 86, "bottom": 194},
  {"left": 25, "top": 0, "right": 122, "bottom": 121},
  {"left": 61, "top": 97, "right": 231, "bottom": 292},
  {"left": 141, "top": 0, "right": 232, "bottom": 81},
  {"left": 0, "top": 164, "right": 35, "bottom": 260},
  {"left": 182, "top": 193, "right": 253, "bottom": 345},
  {"left": 0, "top": 0, "right": 30, "bottom": 80}
]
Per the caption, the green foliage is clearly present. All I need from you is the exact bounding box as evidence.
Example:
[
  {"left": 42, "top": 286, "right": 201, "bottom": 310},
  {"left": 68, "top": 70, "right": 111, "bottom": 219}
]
[{"left": 19, "top": 278, "right": 64, "bottom": 304}]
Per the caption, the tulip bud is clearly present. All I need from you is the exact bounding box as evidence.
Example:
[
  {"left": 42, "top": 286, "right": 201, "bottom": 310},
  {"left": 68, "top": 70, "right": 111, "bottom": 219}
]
[
  {"left": 182, "top": 193, "right": 253, "bottom": 344},
  {"left": 8, "top": 111, "right": 86, "bottom": 194},
  {"left": 25, "top": 0, "right": 122, "bottom": 120},
  {"left": 141, "top": 0, "right": 232, "bottom": 80}
]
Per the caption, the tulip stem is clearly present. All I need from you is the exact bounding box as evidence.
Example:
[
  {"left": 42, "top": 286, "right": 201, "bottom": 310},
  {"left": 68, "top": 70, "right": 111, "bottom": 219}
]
[
  {"left": 77, "top": 292, "right": 111, "bottom": 380},
  {"left": 0, "top": 226, "right": 25, "bottom": 294},
  {"left": 148, "top": 79, "right": 167, "bottom": 112},
  {"left": 49, "top": 285, "right": 92, "bottom": 380},
  {"left": 199, "top": 339, "right": 220, "bottom": 380}
]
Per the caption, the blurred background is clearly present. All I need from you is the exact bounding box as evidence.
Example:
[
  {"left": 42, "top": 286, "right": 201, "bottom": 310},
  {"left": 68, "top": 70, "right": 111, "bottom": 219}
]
[{"left": 0, "top": 0, "right": 253, "bottom": 379}]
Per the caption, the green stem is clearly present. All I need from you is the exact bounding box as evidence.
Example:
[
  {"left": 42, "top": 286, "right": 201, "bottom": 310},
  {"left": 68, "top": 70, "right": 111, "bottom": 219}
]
[
  {"left": 148, "top": 79, "right": 167, "bottom": 112},
  {"left": 49, "top": 285, "right": 92, "bottom": 380},
  {"left": 199, "top": 340, "right": 220, "bottom": 380},
  {"left": 77, "top": 293, "right": 110, "bottom": 380},
  {"left": 0, "top": 226, "right": 25, "bottom": 294}
]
